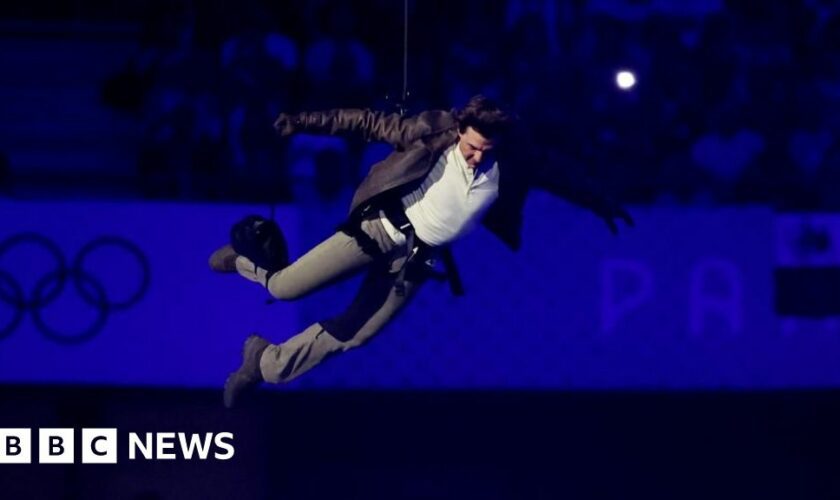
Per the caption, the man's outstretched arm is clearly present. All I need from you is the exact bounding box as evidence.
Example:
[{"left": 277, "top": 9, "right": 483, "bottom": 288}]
[{"left": 274, "top": 109, "right": 430, "bottom": 148}]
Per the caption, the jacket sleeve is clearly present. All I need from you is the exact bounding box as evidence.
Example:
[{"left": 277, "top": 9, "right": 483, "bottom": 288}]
[
  {"left": 280, "top": 109, "right": 431, "bottom": 148},
  {"left": 481, "top": 174, "right": 528, "bottom": 251}
]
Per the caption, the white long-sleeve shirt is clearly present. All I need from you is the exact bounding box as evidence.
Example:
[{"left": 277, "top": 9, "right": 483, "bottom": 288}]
[{"left": 379, "top": 143, "right": 500, "bottom": 247}]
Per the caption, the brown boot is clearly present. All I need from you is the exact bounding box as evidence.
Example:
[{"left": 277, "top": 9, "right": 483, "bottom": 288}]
[
  {"left": 223, "top": 334, "right": 270, "bottom": 409},
  {"left": 208, "top": 244, "right": 239, "bottom": 272}
]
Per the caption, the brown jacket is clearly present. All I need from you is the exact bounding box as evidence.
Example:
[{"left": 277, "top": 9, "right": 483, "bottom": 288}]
[{"left": 279, "top": 108, "right": 622, "bottom": 251}]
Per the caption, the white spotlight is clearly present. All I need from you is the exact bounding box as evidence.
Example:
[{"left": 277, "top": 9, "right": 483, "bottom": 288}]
[{"left": 615, "top": 70, "right": 636, "bottom": 90}]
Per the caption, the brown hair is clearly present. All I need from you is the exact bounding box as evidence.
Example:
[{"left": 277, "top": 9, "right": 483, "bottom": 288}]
[{"left": 454, "top": 95, "right": 514, "bottom": 140}]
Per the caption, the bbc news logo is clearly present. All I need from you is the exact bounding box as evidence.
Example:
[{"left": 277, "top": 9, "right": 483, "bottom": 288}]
[{"left": 0, "top": 429, "right": 234, "bottom": 463}]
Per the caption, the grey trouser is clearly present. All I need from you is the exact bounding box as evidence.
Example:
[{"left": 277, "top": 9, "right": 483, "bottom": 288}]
[{"left": 235, "top": 217, "right": 422, "bottom": 383}]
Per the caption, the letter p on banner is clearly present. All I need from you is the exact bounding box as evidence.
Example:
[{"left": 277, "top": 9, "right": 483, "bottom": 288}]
[{"left": 0, "top": 429, "right": 31, "bottom": 464}]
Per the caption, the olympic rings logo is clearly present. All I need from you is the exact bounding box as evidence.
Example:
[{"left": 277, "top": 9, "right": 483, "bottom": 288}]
[{"left": 0, "top": 233, "right": 150, "bottom": 344}]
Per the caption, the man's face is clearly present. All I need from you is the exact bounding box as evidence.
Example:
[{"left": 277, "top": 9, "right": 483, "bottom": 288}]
[{"left": 458, "top": 126, "right": 496, "bottom": 169}]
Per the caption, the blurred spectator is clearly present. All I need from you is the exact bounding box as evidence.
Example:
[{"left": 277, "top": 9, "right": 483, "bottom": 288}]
[
  {"left": 286, "top": 134, "right": 351, "bottom": 202},
  {"left": 302, "top": 3, "right": 374, "bottom": 108},
  {"left": 220, "top": 23, "right": 298, "bottom": 202},
  {"left": 505, "top": 0, "right": 559, "bottom": 56}
]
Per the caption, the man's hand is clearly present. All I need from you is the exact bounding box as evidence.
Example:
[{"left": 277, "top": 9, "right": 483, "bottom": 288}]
[
  {"left": 599, "top": 204, "right": 635, "bottom": 235},
  {"left": 273, "top": 113, "right": 299, "bottom": 136}
]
